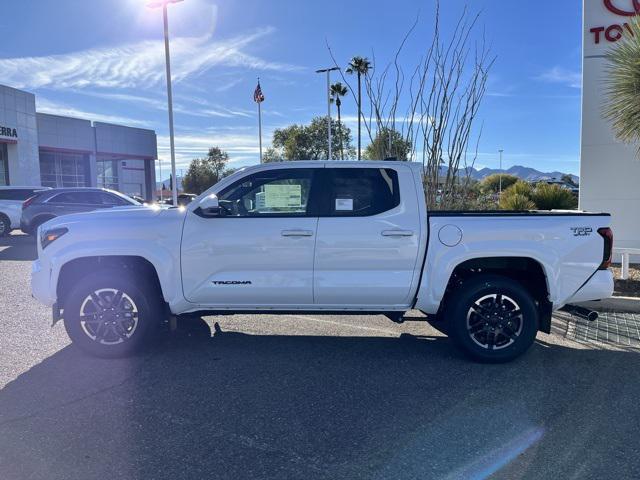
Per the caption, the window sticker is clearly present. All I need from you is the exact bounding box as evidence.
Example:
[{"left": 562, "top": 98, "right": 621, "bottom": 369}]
[
  {"left": 264, "top": 184, "right": 302, "bottom": 208},
  {"left": 335, "top": 198, "right": 353, "bottom": 211}
]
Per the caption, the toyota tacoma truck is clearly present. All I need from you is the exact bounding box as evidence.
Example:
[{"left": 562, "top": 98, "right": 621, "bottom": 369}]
[{"left": 31, "top": 161, "right": 614, "bottom": 362}]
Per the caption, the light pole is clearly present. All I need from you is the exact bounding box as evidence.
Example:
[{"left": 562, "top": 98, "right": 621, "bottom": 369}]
[
  {"left": 498, "top": 149, "right": 504, "bottom": 197},
  {"left": 159, "top": 157, "right": 162, "bottom": 202},
  {"left": 316, "top": 67, "right": 340, "bottom": 160},
  {"left": 148, "top": 0, "right": 183, "bottom": 206}
]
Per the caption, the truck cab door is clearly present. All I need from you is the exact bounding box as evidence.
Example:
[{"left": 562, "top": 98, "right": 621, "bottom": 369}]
[
  {"left": 181, "top": 167, "right": 321, "bottom": 307},
  {"left": 313, "top": 166, "right": 422, "bottom": 308}
]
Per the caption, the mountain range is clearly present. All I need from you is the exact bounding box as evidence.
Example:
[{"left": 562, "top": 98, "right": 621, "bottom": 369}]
[{"left": 464, "top": 165, "right": 579, "bottom": 183}]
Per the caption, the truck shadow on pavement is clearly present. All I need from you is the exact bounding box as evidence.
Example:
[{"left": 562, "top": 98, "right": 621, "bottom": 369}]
[
  {"left": 0, "top": 234, "right": 37, "bottom": 261},
  {"left": 1, "top": 318, "right": 640, "bottom": 480}
]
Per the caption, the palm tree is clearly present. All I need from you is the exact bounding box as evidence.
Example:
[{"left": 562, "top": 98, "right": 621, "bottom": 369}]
[
  {"left": 604, "top": 17, "right": 640, "bottom": 154},
  {"left": 346, "top": 56, "right": 371, "bottom": 160},
  {"left": 330, "top": 82, "right": 348, "bottom": 160}
]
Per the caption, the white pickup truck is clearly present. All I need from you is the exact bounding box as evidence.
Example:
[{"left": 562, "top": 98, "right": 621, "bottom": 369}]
[{"left": 31, "top": 161, "right": 614, "bottom": 362}]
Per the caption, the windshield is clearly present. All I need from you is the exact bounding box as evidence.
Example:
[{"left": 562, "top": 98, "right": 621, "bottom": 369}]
[{"left": 104, "top": 189, "right": 142, "bottom": 206}]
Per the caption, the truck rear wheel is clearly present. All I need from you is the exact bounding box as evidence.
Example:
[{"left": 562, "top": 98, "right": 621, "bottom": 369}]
[
  {"left": 63, "top": 269, "right": 162, "bottom": 358},
  {"left": 444, "top": 274, "right": 539, "bottom": 363}
]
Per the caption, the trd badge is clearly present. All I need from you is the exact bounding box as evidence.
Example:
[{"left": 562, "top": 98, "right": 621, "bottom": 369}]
[{"left": 570, "top": 227, "right": 593, "bottom": 237}]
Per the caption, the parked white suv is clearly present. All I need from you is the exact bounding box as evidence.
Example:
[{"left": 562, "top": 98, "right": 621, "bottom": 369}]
[
  {"left": 0, "top": 186, "right": 50, "bottom": 236},
  {"left": 31, "top": 161, "right": 614, "bottom": 362}
]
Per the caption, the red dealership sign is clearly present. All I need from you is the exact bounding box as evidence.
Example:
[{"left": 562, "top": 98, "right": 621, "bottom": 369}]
[
  {"left": 604, "top": 0, "right": 640, "bottom": 16},
  {"left": 590, "top": 0, "right": 639, "bottom": 44}
]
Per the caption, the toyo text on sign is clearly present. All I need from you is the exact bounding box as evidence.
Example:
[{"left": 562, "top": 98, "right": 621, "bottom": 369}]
[{"left": 590, "top": 0, "right": 639, "bottom": 44}]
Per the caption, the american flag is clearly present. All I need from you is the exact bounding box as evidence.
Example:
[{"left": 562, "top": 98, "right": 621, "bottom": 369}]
[{"left": 253, "top": 82, "right": 265, "bottom": 103}]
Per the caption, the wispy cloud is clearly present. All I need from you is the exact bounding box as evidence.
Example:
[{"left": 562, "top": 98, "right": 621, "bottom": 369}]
[
  {"left": 215, "top": 77, "right": 244, "bottom": 93},
  {"left": 74, "top": 90, "right": 254, "bottom": 119},
  {"left": 156, "top": 130, "right": 265, "bottom": 169},
  {"left": 537, "top": 67, "right": 582, "bottom": 89},
  {"left": 0, "top": 27, "right": 303, "bottom": 91},
  {"left": 36, "top": 97, "right": 154, "bottom": 128}
]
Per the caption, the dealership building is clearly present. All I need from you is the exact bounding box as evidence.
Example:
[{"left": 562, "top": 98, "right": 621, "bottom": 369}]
[
  {"left": 582, "top": 0, "right": 640, "bottom": 251},
  {"left": 0, "top": 84, "right": 157, "bottom": 200}
]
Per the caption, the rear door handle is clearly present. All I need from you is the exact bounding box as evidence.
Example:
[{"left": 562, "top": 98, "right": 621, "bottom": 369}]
[
  {"left": 281, "top": 230, "right": 314, "bottom": 237},
  {"left": 381, "top": 229, "right": 414, "bottom": 237}
]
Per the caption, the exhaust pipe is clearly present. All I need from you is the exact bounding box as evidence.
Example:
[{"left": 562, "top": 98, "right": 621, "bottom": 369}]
[{"left": 560, "top": 304, "right": 598, "bottom": 322}]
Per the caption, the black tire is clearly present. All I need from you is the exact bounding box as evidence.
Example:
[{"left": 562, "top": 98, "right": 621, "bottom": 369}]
[
  {"left": 0, "top": 214, "right": 10, "bottom": 237},
  {"left": 444, "top": 274, "right": 539, "bottom": 363},
  {"left": 63, "top": 268, "right": 164, "bottom": 358}
]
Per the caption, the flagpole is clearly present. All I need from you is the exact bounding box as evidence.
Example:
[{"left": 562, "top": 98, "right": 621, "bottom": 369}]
[
  {"left": 254, "top": 78, "right": 264, "bottom": 163},
  {"left": 258, "top": 100, "right": 263, "bottom": 163}
]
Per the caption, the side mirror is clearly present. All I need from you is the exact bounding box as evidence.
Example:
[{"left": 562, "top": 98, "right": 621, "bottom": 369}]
[{"left": 198, "top": 194, "right": 221, "bottom": 216}]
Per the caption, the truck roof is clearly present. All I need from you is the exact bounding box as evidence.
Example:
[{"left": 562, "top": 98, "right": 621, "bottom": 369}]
[{"left": 240, "top": 160, "right": 424, "bottom": 173}]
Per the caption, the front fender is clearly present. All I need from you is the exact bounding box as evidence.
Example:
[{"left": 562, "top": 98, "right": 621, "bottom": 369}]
[{"left": 50, "top": 239, "right": 182, "bottom": 306}]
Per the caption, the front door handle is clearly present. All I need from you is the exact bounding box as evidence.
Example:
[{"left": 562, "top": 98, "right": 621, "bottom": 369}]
[
  {"left": 281, "top": 230, "right": 314, "bottom": 237},
  {"left": 381, "top": 229, "right": 414, "bottom": 237}
]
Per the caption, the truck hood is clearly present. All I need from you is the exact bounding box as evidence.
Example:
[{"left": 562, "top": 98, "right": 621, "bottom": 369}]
[{"left": 41, "top": 205, "right": 186, "bottom": 235}]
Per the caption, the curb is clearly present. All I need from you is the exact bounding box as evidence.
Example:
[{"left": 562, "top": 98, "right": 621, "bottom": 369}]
[{"left": 576, "top": 296, "right": 640, "bottom": 314}]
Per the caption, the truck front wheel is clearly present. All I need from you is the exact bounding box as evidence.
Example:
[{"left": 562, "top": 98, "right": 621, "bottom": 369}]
[
  {"left": 445, "top": 274, "right": 539, "bottom": 363},
  {"left": 63, "top": 269, "right": 162, "bottom": 358}
]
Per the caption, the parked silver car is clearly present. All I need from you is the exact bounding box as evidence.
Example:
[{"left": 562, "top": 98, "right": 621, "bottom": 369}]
[
  {"left": 20, "top": 188, "right": 140, "bottom": 235},
  {"left": 0, "top": 186, "right": 51, "bottom": 236}
]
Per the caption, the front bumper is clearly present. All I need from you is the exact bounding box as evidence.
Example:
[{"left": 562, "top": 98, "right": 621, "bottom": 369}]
[
  {"left": 565, "top": 269, "right": 615, "bottom": 304},
  {"left": 31, "top": 259, "right": 56, "bottom": 307}
]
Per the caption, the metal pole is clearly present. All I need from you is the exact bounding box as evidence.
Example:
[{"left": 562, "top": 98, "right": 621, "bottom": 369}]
[
  {"left": 316, "top": 67, "right": 339, "bottom": 161},
  {"left": 258, "top": 100, "right": 263, "bottom": 163},
  {"left": 162, "top": 4, "right": 178, "bottom": 206},
  {"left": 498, "top": 149, "right": 504, "bottom": 197},
  {"left": 159, "top": 157, "right": 162, "bottom": 202},
  {"left": 327, "top": 70, "right": 332, "bottom": 160}
]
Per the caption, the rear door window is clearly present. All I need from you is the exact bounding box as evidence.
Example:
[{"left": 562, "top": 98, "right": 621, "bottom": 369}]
[
  {"left": 323, "top": 168, "right": 400, "bottom": 216},
  {"left": 100, "top": 192, "right": 129, "bottom": 206},
  {"left": 49, "top": 192, "right": 102, "bottom": 205}
]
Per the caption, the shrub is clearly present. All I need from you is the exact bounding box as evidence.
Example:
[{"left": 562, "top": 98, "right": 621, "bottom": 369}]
[
  {"left": 507, "top": 180, "right": 534, "bottom": 197},
  {"left": 499, "top": 193, "right": 536, "bottom": 211},
  {"left": 531, "top": 183, "right": 578, "bottom": 210},
  {"left": 479, "top": 173, "right": 519, "bottom": 194}
]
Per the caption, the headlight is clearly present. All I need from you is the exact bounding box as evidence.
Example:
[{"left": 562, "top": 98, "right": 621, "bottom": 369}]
[{"left": 41, "top": 227, "right": 68, "bottom": 250}]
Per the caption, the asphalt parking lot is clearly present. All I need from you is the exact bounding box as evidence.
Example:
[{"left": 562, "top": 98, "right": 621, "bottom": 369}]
[{"left": 1, "top": 233, "right": 639, "bottom": 480}]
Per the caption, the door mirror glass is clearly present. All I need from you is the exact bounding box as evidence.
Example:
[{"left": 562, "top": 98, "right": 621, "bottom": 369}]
[{"left": 198, "top": 194, "right": 220, "bottom": 216}]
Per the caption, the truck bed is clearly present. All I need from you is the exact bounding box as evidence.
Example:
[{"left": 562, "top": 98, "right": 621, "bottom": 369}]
[{"left": 428, "top": 210, "right": 610, "bottom": 217}]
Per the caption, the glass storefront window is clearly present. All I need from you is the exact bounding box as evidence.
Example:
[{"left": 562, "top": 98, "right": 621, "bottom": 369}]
[
  {"left": 39, "top": 150, "right": 89, "bottom": 188},
  {"left": 98, "top": 156, "right": 148, "bottom": 198},
  {"left": 96, "top": 159, "right": 119, "bottom": 191},
  {"left": 0, "top": 143, "right": 8, "bottom": 185}
]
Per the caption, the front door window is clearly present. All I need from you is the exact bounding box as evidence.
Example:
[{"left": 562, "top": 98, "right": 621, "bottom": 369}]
[{"left": 217, "top": 169, "right": 315, "bottom": 217}]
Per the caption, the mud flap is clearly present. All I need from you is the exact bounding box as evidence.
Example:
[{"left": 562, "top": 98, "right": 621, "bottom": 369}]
[
  {"left": 539, "top": 301, "right": 553, "bottom": 334},
  {"left": 51, "top": 303, "right": 62, "bottom": 326}
]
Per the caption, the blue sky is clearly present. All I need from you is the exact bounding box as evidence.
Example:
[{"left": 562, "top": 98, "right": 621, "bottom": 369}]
[{"left": 0, "top": 0, "right": 583, "bottom": 176}]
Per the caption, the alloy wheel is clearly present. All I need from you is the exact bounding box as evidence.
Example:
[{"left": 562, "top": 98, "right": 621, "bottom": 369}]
[
  {"left": 465, "top": 293, "right": 524, "bottom": 350},
  {"left": 79, "top": 288, "right": 139, "bottom": 345}
]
